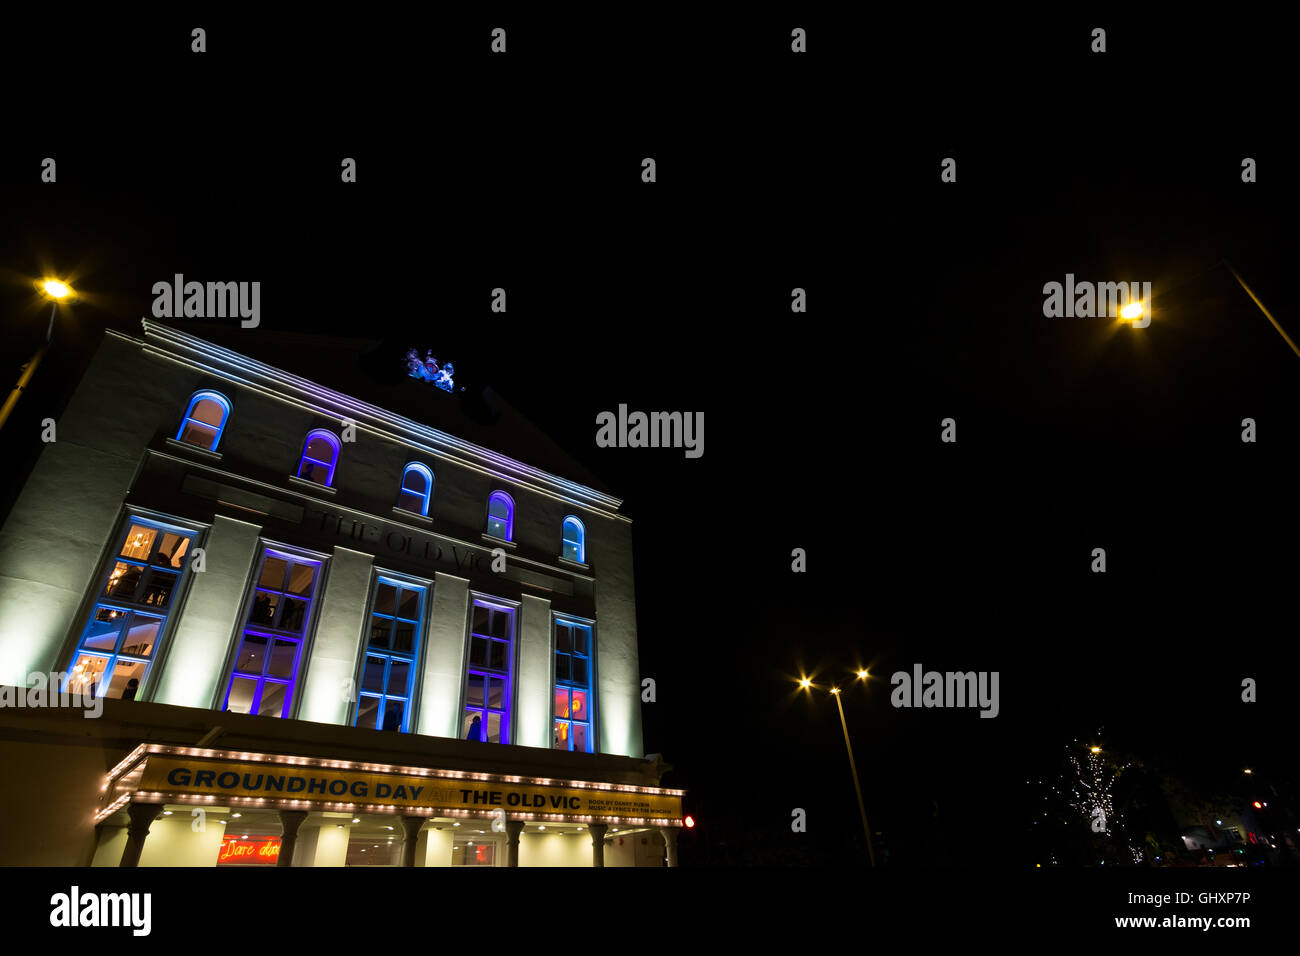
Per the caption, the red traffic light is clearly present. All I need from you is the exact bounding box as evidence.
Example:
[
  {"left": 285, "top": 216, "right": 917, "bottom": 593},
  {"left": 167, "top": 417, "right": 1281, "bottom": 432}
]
[
  {"left": 1253, "top": 801, "right": 1263, "bottom": 809},
  {"left": 683, "top": 815, "right": 696, "bottom": 829}
]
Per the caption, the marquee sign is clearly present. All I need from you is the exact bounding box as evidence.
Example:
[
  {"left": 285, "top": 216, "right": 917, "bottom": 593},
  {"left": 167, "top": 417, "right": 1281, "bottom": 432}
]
[{"left": 134, "top": 754, "right": 682, "bottom": 823}]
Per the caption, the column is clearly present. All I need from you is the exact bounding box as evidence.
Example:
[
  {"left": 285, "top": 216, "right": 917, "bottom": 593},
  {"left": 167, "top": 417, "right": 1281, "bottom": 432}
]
[
  {"left": 505, "top": 819, "right": 524, "bottom": 867},
  {"left": 400, "top": 816, "right": 425, "bottom": 867},
  {"left": 150, "top": 516, "right": 262, "bottom": 708},
  {"left": 418, "top": 572, "right": 470, "bottom": 737},
  {"left": 298, "top": 547, "right": 374, "bottom": 724},
  {"left": 515, "top": 594, "right": 553, "bottom": 747},
  {"left": 660, "top": 826, "right": 679, "bottom": 867},
  {"left": 314, "top": 823, "right": 350, "bottom": 866},
  {"left": 277, "top": 810, "right": 309, "bottom": 868},
  {"left": 588, "top": 823, "right": 608, "bottom": 868},
  {"left": 119, "top": 802, "right": 164, "bottom": 867},
  {"left": 590, "top": 520, "right": 644, "bottom": 757}
]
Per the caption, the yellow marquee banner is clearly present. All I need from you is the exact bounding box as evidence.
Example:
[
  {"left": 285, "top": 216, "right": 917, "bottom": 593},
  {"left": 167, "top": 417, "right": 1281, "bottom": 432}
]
[{"left": 139, "top": 757, "right": 681, "bottom": 821}]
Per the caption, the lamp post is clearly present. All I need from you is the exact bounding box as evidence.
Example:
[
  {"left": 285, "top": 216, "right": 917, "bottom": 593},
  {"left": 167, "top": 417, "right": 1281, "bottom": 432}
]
[
  {"left": 800, "top": 670, "right": 877, "bottom": 866},
  {"left": 1224, "top": 260, "right": 1300, "bottom": 361},
  {"left": 0, "top": 279, "right": 74, "bottom": 432}
]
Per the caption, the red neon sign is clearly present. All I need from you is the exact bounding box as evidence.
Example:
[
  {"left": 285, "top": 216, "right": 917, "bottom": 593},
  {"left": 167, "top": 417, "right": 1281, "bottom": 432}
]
[{"left": 218, "top": 836, "right": 281, "bottom": 865}]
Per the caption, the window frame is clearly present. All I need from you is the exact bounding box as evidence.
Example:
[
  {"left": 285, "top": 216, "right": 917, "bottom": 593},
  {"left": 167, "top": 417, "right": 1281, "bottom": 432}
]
[
  {"left": 484, "top": 491, "right": 515, "bottom": 542},
  {"left": 217, "top": 543, "right": 328, "bottom": 719},
  {"left": 349, "top": 571, "right": 431, "bottom": 734},
  {"left": 551, "top": 614, "right": 597, "bottom": 754},
  {"left": 296, "top": 429, "right": 341, "bottom": 487},
  {"left": 60, "top": 510, "right": 207, "bottom": 702},
  {"left": 396, "top": 462, "right": 434, "bottom": 517},
  {"left": 174, "top": 390, "right": 232, "bottom": 452},
  {"left": 460, "top": 594, "right": 520, "bottom": 745},
  {"left": 560, "top": 515, "right": 586, "bottom": 564}
]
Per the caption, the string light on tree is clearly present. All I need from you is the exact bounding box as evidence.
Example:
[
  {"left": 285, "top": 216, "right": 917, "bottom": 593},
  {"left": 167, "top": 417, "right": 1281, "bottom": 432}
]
[{"left": 1067, "top": 746, "right": 1125, "bottom": 837}]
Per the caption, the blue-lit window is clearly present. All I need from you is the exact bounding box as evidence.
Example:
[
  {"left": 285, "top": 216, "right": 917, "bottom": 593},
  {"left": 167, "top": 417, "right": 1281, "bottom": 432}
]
[
  {"left": 561, "top": 516, "right": 585, "bottom": 563},
  {"left": 221, "top": 549, "right": 322, "bottom": 719},
  {"left": 485, "top": 491, "right": 514, "bottom": 540},
  {"left": 175, "top": 390, "right": 231, "bottom": 451},
  {"left": 355, "top": 577, "right": 426, "bottom": 733},
  {"left": 397, "top": 463, "right": 433, "bottom": 516},
  {"left": 64, "top": 517, "right": 197, "bottom": 700},
  {"left": 463, "top": 600, "right": 515, "bottom": 744},
  {"left": 554, "top": 619, "right": 593, "bottom": 753},
  {"left": 297, "top": 430, "right": 340, "bottom": 487}
]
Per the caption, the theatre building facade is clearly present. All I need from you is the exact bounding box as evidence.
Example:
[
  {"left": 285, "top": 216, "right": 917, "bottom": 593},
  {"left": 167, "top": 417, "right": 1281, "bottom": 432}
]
[{"left": 0, "top": 320, "right": 681, "bottom": 867}]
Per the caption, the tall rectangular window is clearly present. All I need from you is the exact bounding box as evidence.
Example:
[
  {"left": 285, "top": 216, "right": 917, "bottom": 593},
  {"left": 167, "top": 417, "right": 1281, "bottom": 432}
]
[
  {"left": 463, "top": 599, "right": 515, "bottom": 744},
  {"left": 553, "top": 619, "right": 593, "bottom": 753},
  {"left": 355, "top": 575, "right": 426, "bottom": 733},
  {"left": 222, "top": 548, "right": 322, "bottom": 718},
  {"left": 64, "top": 516, "right": 198, "bottom": 699}
]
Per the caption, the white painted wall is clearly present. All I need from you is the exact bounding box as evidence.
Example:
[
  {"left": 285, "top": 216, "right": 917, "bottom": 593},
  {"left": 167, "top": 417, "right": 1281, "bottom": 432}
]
[
  {"left": 313, "top": 823, "right": 350, "bottom": 866},
  {"left": 138, "top": 815, "right": 226, "bottom": 866},
  {"left": 519, "top": 831, "right": 591, "bottom": 867},
  {"left": 423, "top": 827, "right": 453, "bottom": 866}
]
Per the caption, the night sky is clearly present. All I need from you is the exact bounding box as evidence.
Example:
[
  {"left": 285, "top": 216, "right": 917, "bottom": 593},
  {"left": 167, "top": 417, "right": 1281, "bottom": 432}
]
[{"left": 2, "top": 11, "right": 1297, "bottom": 872}]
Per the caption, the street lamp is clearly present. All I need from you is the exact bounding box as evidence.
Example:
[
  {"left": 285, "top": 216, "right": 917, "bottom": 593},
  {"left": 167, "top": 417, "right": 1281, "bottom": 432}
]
[
  {"left": 0, "top": 278, "right": 77, "bottom": 432},
  {"left": 799, "top": 671, "right": 877, "bottom": 867}
]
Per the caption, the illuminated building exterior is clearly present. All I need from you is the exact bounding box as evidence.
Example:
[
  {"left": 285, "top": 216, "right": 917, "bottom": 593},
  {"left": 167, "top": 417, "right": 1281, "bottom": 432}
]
[{"left": 0, "top": 320, "right": 681, "bottom": 866}]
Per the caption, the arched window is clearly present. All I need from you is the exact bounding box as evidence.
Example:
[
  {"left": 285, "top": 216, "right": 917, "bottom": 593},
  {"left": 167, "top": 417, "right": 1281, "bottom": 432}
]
[
  {"left": 297, "top": 430, "right": 340, "bottom": 487},
  {"left": 398, "top": 463, "right": 434, "bottom": 516},
  {"left": 561, "top": 516, "right": 586, "bottom": 563},
  {"left": 175, "top": 390, "right": 231, "bottom": 451},
  {"left": 485, "top": 491, "right": 514, "bottom": 541}
]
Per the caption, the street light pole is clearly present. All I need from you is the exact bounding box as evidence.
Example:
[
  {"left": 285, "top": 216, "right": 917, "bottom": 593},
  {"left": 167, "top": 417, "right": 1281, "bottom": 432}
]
[
  {"left": 0, "top": 282, "right": 72, "bottom": 433},
  {"left": 831, "top": 687, "right": 877, "bottom": 867},
  {"left": 1224, "top": 260, "right": 1300, "bottom": 361}
]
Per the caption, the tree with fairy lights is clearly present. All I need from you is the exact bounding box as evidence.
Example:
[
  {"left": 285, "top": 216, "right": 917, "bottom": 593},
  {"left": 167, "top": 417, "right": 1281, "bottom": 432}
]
[
  {"left": 1032, "top": 733, "right": 1146, "bottom": 866},
  {"left": 1067, "top": 747, "right": 1125, "bottom": 836}
]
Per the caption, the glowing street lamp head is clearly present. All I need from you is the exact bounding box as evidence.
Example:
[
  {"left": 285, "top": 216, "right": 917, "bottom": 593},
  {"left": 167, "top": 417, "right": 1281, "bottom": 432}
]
[
  {"left": 830, "top": 687, "right": 840, "bottom": 695},
  {"left": 857, "top": 669, "right": 869, "bottom": 680},
  {"left": 1090, "top": 746, "right": 1101, "bottom": 754},
  {"left": 1120, "top": 301, "right": 1144, "bottom": 321},
  {"left": 798, "top": 677, "right": 812, "bottom": 690},
  {"left": 41, "top": 278, "right": 73, "bottom": 300}
]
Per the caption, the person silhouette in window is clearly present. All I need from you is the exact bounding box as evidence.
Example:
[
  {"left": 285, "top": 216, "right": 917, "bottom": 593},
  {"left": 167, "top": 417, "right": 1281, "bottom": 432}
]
[
  {"left": 123, "top": 677, "right": 139, "bottom": 701},
  {"left": 466, "top": 715, "right": 481, "bottom": 741}
]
